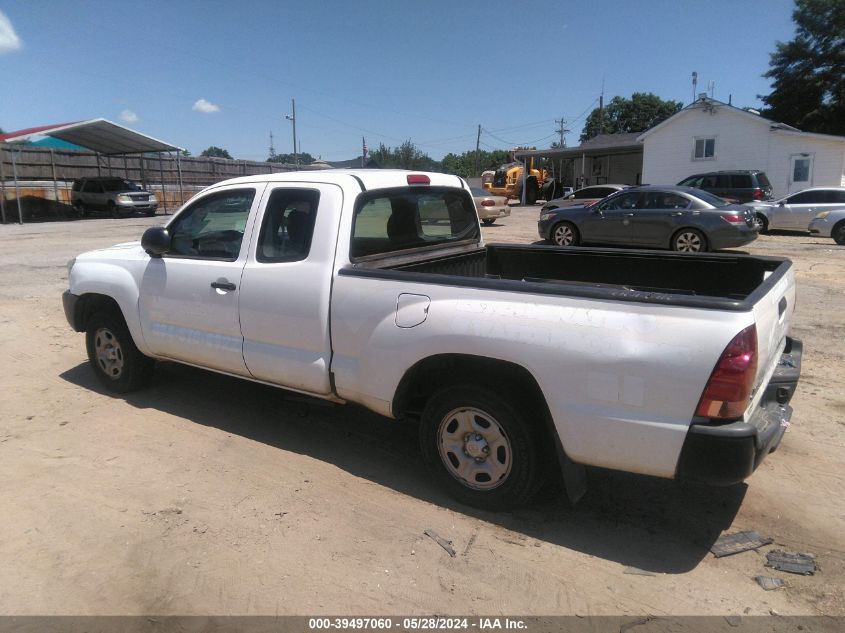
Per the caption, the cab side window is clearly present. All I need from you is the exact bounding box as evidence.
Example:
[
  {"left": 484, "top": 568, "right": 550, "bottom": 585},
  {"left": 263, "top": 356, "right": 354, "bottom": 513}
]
[
  {"left": 596, "top": 192, "right": 639, "bottom": 211},
  {"left": 168, "top": 189, "right": 255, "bottom": 260},
  {"left": 256, "top": 189, "right": 320, "bottom": 263}
]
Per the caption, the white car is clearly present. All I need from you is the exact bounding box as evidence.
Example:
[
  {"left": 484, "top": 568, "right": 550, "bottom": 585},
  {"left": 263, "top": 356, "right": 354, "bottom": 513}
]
[
  {"left": 470, "top": 186, "right": 510, "bottom": 225},
  {"left": 808, "top": 208, "right": 845, "bottom": 245},
  {"left": 746, "top": 187, "right": 845, "bottom": 232}
]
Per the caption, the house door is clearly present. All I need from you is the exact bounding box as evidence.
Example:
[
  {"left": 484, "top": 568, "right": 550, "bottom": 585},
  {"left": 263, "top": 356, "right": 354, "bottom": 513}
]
[{"left": 788, "top": 154, "right": 813, "bottom": 194}]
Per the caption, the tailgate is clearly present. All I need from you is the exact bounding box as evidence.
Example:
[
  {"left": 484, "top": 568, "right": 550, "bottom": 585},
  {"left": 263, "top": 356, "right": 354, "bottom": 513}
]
[{"left": 748, "top": 264, "right": 795, "bottom": 416}]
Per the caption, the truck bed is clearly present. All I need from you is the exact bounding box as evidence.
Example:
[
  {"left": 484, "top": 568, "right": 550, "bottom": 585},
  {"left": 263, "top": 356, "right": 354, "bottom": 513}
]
[{"left": 343, "top": 244, "right": 790, "bottom": 312}]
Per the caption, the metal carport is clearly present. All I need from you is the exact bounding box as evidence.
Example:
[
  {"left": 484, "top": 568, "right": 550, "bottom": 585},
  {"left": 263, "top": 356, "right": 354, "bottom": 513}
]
[{"left": 0, "top": 119, "right": 185, "bottom": 224}]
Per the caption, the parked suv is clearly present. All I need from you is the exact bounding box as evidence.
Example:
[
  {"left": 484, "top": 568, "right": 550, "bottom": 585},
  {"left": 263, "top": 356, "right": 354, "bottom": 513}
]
[
  {"left": 677, "top": 170, "right": 773, "bottom": 203},
  {"left": 71, "top": 177, "right": 158, "bottom": 217}
]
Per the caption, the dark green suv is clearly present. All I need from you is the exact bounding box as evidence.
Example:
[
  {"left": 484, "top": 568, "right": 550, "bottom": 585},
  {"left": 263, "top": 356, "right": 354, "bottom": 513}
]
[{"left": 677, "top": 170, "right": 773, "bottom": 203}]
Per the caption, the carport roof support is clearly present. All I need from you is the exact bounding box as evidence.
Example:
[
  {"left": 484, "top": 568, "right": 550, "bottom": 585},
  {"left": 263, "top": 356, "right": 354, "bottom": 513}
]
[{"left": 0, "top": 119, "right": 183, "bottom": 155}]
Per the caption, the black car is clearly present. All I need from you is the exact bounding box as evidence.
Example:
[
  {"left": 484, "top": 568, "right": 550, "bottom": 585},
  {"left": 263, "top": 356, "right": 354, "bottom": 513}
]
[
  {"left": 538, "top": 186, "right": 758, "bottom": 252},
  {"left": 677, "top": 170, "right": 773, "bottom": 203}
]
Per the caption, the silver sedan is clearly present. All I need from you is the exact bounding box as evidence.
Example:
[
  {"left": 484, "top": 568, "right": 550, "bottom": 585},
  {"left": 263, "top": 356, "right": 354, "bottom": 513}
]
[
  {"left": 471, "top": 187, "right": 510, "bottom": 226},
  {"left": 808, "top": 208, "right": 845, "bottom": 245}
]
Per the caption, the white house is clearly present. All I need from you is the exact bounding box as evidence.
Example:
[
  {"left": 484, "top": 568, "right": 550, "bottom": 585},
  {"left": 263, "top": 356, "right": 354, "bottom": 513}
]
[{"left": 638, "top": 96, "right": 845, "bottom": 199}]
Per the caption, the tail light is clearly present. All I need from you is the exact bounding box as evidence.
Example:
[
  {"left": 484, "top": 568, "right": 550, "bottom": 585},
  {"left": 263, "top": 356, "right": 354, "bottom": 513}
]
[
  {"left": 752, "top": 190, "right": 762, "bottom": 200},
  {"left": 481, "top": 199, "right": 495, "bottom": 207},
  {"left": 407, "top": 174, "right": 430, "bottom": 185},
  {"left": 695, "top": 325, "right": 758, "bottom": 420},
  {"left": 720, "top": 213, "right": 746, "bottom": 224}
]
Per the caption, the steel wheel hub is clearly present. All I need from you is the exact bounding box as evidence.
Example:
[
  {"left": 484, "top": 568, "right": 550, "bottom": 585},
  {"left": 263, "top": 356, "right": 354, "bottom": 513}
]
[
  {"left": 437, "top": 407, "right": 512, "bottom": 490},
  {"left": 94, "top": 327, "right": 124, "bottom": 379},
  {"left": 554, "top": 225, "right": 573, "bottom": 245},
  {"left": 676, "top": 232, "right": 701, "bottom": 252}
]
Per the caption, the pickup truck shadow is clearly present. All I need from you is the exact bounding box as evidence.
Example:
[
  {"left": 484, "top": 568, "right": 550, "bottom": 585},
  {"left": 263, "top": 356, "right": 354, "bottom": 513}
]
[{"left": 61, "top": 361, "right": 746, "bottom": 574}]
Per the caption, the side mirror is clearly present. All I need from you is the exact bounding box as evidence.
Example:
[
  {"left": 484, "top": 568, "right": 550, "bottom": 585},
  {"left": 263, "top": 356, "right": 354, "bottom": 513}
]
[
  {"left": 142, "top": 226, "right": 171, "bottom": 257},
  {"left": 778, "top": 201, "right": 785, "bottom": 207},
  {"left": 567, "top": 194, "right": 575, "bottom": 200}
]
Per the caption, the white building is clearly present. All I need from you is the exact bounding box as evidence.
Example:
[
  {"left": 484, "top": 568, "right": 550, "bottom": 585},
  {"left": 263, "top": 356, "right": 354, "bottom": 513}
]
[{"left": 638, "top": 96, "right": 845, "bottom": 199}]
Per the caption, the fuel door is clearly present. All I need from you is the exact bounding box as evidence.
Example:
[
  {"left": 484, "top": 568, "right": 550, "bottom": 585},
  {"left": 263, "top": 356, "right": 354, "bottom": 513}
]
[{"left": 395, "top": 293, "right": 430, "bottom": 328}]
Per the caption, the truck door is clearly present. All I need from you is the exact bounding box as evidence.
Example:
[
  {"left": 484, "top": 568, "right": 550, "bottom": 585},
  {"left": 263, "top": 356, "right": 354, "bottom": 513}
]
[
  {"left": 238, "top": 183, "right": 343, "bottom": 395},
  {"left": 138, "top": 185, "right": 263, "bottom": 375}
]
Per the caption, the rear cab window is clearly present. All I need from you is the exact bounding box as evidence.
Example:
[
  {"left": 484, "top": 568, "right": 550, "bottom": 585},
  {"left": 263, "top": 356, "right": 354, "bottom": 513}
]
[{"left": 350, "top": 187, "right": 479, "bottom": 260}]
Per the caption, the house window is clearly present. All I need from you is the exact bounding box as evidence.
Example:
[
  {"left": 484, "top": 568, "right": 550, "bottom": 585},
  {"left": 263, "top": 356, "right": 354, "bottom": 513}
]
[{"left": 693, "top": 137, "right": 716, "bottom": 160}]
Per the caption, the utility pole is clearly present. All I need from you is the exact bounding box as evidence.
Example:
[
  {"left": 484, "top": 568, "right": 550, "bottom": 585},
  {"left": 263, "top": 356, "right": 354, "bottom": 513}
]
[
  {"left": 554, "top": 117, "right": 569, "bottom": 147},
  {"left": 474, "top": 124, "right": 481, "bottom": 176},
  {"left": 597, "top": 78, "right": 605, "bottom": 135},
  {"left": 285, "top": 98, "right": 298, "bottom": 167},
  {"left": 269, "top": 131, "right": 276, "bottom": 159}
]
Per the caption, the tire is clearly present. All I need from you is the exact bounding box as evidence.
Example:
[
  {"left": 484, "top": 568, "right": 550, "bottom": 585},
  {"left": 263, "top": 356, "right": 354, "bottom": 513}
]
[
  {"left": 419, "top": 384, "right": 543, "bottom": 510},
  {"left": 753, "top": 213, "right": 769, "bottom": 234},
  {"left": 73, "top": 200, "right": 86, "bottom": 217},
  {"left": 481, "top": 218, "right": 495, "bottom": 226},
  {"left": 85, "top": 311, "right": 154, "bottom": 393},
  {"left": 551, "top": 221, "right": 580, "bottom": 246},
  {"left": 833, "top": 221, "right": 845, "bottom": 246},
  {"left": 108, "top": 202, "right": 119, "bottom": 219},
  {"left": 672, "top": 228, "right": 708, "bottom": 252},
  {"left": 145, "top": 209, "right": 157, "bottom": 217},
  {"left": 525, "top": 178, "right": 539, "bottom": 205}
]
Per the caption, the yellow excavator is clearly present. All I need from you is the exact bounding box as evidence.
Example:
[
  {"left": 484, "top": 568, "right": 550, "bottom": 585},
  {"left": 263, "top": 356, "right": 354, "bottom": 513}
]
[{"left": 483, "top": 154, "right": 551, "bottom": 205}]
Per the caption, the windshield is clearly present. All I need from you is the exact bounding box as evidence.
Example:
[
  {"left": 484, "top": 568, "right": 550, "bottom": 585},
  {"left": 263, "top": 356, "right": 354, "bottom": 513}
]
[
  {"left": 351, "top": 187, "right": 479, "bottom": 259},
  {"left": 102, "top": 178, "right": 141, "bottom": 192}
]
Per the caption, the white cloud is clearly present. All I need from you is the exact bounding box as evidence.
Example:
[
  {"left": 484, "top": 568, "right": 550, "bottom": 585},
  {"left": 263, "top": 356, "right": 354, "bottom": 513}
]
[
  {"left": 192, "top": 99, "right": 220, "bottom": 113},
  {"left": 0, "top": 10, "right": 23, "bottom": 54},
  {"left": 120, "top": 109, "right": 139, "bottom": 124}
]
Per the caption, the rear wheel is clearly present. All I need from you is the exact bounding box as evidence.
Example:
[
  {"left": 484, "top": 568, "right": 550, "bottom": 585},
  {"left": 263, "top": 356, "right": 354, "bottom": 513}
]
[
  {"left": 481, "top": 218, "right": 495, "bottom": 226},
  {"left": 672, "top": 228, "right": 708, "bottom": 252},
  {"left": 85, "top": 311, "right": 154, "bottom": 393},
  {"left": 833, "top": 221, "right": 845, "bottom": 246},
  {"left": 753, "top": 213, "right": 769, "bottom": 233},
  {"left": 525, "top": 178, "right": 539, "bottom": 205},
  {"left": 551, "top": 221, "right": 579, "bottom": 246},
  {"left": 419, "top": 385, "right": 543, "bottom": 510},
  {"left": 73, "top": 200, "right": 86, "bottom": 217}
]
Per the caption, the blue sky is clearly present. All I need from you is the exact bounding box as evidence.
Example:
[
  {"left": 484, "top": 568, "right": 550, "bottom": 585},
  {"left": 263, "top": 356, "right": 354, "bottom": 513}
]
[{"left": 1, "top": 0, "right": 797, "bottom": 161}]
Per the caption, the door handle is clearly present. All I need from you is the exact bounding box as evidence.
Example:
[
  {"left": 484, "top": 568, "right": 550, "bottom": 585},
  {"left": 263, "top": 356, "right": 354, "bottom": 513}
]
[
  {"left": 670, "top": 212, "right": 683, "bottom": 216},
  {"left": 211, "top": 281, "right": 236, "bottom": 291},
  {"left": 624, "top": 212, "right": 635, "bottom": 217}
]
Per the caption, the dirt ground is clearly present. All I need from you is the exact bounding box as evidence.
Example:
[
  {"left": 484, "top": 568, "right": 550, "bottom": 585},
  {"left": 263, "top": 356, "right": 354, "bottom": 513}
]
[{"left": 0, "top": 207, "right": 843, "bottom": 617}]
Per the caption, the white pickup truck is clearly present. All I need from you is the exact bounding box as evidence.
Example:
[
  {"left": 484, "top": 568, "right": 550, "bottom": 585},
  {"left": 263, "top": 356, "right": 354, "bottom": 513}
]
[{"left": 63, "top": 170, "right": 802, "bottom": 510}]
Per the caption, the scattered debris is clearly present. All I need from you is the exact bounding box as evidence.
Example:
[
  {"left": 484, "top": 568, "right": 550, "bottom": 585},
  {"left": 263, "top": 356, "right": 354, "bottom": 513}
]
[
  {"left": 710, "top": 530, "right": 773, "bottom": 557},
  {"left": 274, "top": 511, "right": 288, "bottom": 520},
  {"left": 158, "top": 506, "right": 183, "bottom": 516},
  {"left": 755, "top": 576, "right": 787, "bottom": 590},
  {"left": 765, "top": 550, "right": 816, "bottom": 575},
  {"left": 724, "top": 615, "right": 741, "bottom": 627},
  {"left": 623, "top": 566, "right": 657, "bottom": 576},
  {"left": 423, "top": 529, "right": 456, "bottom": 558}
]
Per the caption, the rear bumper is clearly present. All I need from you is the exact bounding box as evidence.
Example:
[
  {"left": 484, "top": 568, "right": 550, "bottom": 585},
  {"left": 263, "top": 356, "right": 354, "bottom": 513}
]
[{"left": 675, "top": 337, "right": 802, "bottom": 486}]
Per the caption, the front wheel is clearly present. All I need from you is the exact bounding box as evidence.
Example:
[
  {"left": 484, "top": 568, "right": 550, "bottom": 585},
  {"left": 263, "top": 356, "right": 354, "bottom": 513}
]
[
  {"left": 672, "top": 228, "right": 708, "bottom": 252},
  {"left": 419, "top": 385, "right": 543, "bottom": 510},
  {"left": 833, "top": 221, "right": 845, "bottom": 246},
  {"left": 85, "top": 311, "right": 155, "bottom": 393},
  {"left": 72, "top": 200, "right": 86, "bottom": 217},
  {"left": 551, "top": 221, "right": 580, "bottom": 246},
  {"left": 753, "top": 213, "right": 769, "bottom": 233}
]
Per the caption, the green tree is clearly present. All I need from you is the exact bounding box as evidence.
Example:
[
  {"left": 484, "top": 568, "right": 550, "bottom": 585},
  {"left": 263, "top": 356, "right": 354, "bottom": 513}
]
[
  {"left": 267, "top": 152, "right": 314, "bottom": 165},
  {"left": 180, "top": 149, "right": 191, "bottom": 157},
  {"left": 759, "top": 0, "right": 845, "bottom": 135},
  {"left": 581, "top": 93, "right": 683, "bottom": 141},
  {"left": 371, "top": 140, "right": 438, "bottom": 171},
  {"left": 440, "top": 149, "right": 513, "bottom": 177},
  {"left": 200, "top": 146, "right": 233, "bottom": 159}
]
